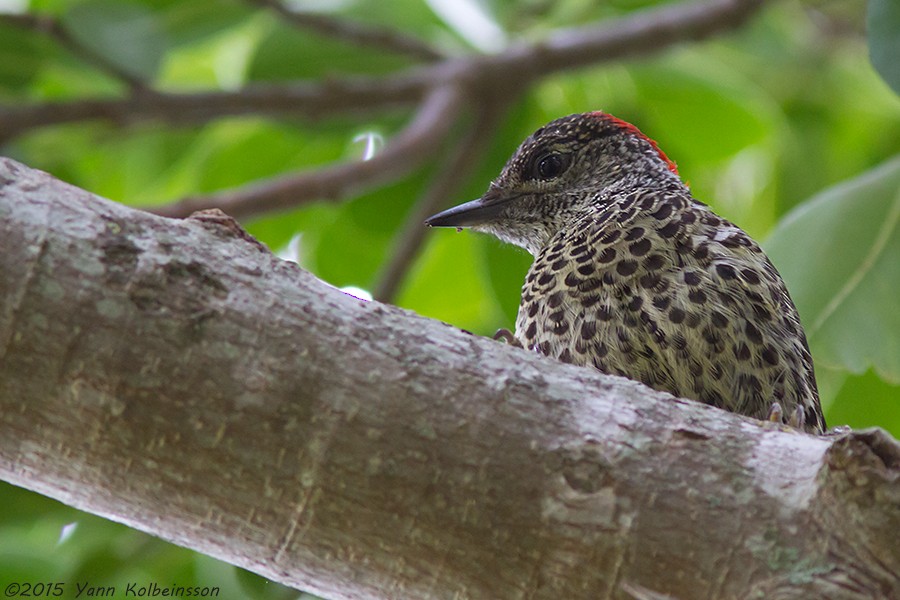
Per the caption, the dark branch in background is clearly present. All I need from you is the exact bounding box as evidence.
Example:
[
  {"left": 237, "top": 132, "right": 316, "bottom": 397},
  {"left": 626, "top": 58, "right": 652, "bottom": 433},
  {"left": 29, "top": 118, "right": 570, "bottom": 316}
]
[
  {"left": 0, "top": 79, "right": 425, "bottom": 144},
  {"left": 1, "top": 0, "right": 765, "bottom": 143},
  {"left": 0, "top": 0, "right": 767, "bottom": 296},
  {"left": 525, "top": 0, "right": 763, "bottom": 76},
  {"left": 0, "top": 13, "right": 148, "bottom": 91},
  {"left": 373, "top": 99, "right": 510, "bottom": 303},
  {"left": 152, "top": 85, "right": 465, "bottom": 221},
  {"left": 246, "top": 0, "right": 445, "bottom": 62}
]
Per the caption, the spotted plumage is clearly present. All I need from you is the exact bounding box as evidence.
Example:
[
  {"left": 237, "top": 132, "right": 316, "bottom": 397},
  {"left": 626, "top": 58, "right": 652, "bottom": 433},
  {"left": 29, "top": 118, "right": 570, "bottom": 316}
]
[{"left": 426, "top": 112, "right": 824, "bottom": 433}]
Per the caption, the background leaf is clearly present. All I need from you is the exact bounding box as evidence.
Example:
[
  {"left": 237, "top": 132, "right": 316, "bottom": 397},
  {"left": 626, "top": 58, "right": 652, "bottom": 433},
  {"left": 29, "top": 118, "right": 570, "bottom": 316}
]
[
  {"left": 868, "top": 0, "right": 900, "bottom": 94},
  {"left": 765, "top": 157, "right": 900, "bottom": 420},
  {"left": 61, "top": 0, "right": 168, "bottom": 82}
]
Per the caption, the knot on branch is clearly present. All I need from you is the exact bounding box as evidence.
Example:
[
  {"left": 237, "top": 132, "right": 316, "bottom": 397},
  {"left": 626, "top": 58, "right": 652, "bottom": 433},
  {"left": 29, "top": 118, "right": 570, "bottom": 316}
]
[
  {"left": 187, "top": 208, "right": 270, "bottom": 253},
  {"left": 825, "top": 427, "right": 900, "bottom": 485}
]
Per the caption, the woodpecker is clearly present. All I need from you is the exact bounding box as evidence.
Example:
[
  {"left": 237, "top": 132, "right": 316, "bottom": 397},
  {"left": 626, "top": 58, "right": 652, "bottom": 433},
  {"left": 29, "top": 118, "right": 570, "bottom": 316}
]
[{"left": 425, "top": 111, "right": 824, "bottom": 433}]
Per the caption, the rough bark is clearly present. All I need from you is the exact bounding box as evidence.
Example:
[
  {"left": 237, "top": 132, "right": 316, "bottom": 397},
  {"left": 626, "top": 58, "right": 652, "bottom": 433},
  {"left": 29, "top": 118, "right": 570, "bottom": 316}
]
[{"left": 0, "top": 157, "right": 898, "bottom": 600}]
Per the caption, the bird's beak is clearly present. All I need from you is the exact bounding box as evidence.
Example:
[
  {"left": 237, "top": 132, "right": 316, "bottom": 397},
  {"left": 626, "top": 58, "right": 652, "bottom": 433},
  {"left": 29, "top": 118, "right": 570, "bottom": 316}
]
[{"left": 424, "top": 190, "right": 513, "bottom": 228}]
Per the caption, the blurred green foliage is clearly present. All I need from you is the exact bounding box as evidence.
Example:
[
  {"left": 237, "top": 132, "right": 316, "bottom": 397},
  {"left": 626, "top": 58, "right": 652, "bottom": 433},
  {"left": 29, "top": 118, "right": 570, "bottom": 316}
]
[{"left": 1, "top": 0, "right": 899, "bottom": 598}]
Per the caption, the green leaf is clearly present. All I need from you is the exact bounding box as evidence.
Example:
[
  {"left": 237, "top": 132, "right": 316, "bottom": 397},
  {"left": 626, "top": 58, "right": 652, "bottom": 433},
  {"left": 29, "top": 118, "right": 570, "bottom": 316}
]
[
  {"left": 765, "top": 156, "right": 900, "bottom": 384},
  {"left": 826, "top": 369, "right": 900, "bottom": 437},
  {"left": 248, "top": 21, "right": 411, "bottom": 81},
  {"left": 159, "top": 0, "right": 252, "bottom": 47},
  {"left": 630, "top": 63, "right": 771, "bottom": 164},
  {"left": 61, "top": 0, "right": 168, "bottom": 81},
  {"left": 0, "top": 24, "right": 48, "bottom": 92},
  {"left": 868, "top": 0, "right": 900, "bottom": 95},
  {"left": 302, "top": 0, "right": 446, "bottom": 39},
  {"left": 482, "top": 239, "right": 531, "bottom": 325},
  {"left": 424, "top": 0, "right": 507, "bottom": 51},
  {"left": 312, "top": 210, "right": 390, "bottom": 290},
  {"left": 396, "top": 232, "right": 504, "bottom": 335}
]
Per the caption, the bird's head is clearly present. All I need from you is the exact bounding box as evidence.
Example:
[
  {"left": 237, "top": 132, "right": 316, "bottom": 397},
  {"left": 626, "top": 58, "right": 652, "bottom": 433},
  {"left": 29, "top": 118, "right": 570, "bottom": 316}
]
[{"left": 425, "top": 111, "right": 681, "bottom": 256}]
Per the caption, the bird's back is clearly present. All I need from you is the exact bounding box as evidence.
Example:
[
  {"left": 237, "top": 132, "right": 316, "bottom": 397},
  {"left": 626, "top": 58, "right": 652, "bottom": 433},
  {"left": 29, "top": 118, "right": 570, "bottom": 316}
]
[{"left": 515, "top": 185, "right": 824, "bottom": 433}]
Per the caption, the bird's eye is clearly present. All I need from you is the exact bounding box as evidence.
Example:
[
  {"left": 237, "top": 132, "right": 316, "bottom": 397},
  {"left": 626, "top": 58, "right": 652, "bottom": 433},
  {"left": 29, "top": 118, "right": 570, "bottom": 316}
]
[{"left": 535, "top": 153, "right": 569, "bottom": 180}]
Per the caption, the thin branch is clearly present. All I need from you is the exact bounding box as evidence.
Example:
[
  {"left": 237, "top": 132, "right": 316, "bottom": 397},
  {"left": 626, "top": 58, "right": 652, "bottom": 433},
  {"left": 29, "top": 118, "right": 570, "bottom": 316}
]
[
  {"left": 532, "top": 0, "right": 763, "bottom": 76},
  {"left": 0, "top": 13, "right": 148, "bottom": 91},
  {"left": 1, "top": 0, "right": 767, "bottom": 141},
  {"left": 373, "top": 99, "right": 510, "bottom": 303},
  {"left": 247, "top": 0, "right": 445, "bottom": 62},
  {"left": 0, "top": 78, "right": 423, "bottom": 144},
  {"left": 146, "top": 84, "right": 465, "bottom": 220}
]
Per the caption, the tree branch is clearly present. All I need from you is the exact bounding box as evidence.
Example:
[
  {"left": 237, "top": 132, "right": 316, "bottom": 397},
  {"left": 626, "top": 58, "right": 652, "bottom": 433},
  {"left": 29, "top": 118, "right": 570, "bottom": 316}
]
[
  {"left": 1, "top": 0, "right": 766, "bottom": 141},
  {"left": 0, "top": 78, "right": 423, "bottom": 145},
  {"left": 148, "top": 84, "right": 465, "bottom": 220},
  {"left": 0, "top": 12, "right": 148, "bottom": 90},
  {"left": 247, "top": 0, "right": 445, "bottom": 62},
  {"left": 525, "top": 0, "right": 764, "bottom": 76},
  {"left": 2, "top": 159, "right": 899, "bottom": 600}
]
